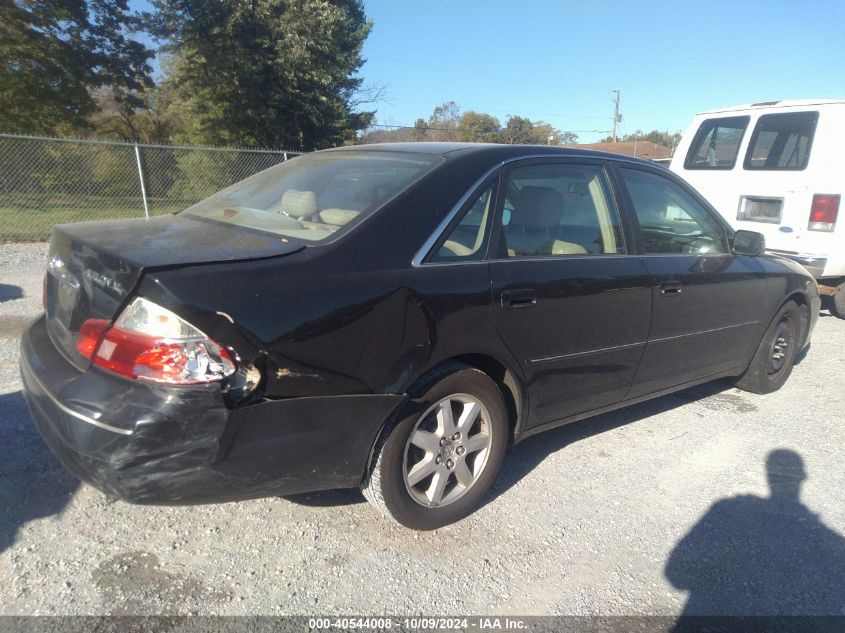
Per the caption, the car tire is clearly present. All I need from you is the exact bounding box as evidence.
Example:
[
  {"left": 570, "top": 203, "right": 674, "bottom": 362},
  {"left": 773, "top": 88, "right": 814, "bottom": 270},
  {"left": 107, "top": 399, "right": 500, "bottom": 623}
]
[
  {"left": 829, "top": 282, "right": 845, "bottom": 319},
  {"left": 362, "top": 362, "right": 509, "bottom": 530},
  {"left": 736, "top": 301, "right": 802, "bottom": 394}
]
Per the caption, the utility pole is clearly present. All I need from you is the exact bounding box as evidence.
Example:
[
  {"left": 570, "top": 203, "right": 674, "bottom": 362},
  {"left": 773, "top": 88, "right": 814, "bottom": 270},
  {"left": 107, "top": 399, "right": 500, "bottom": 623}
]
[{"left": 612, "top": 89, "right": 621, "bottom": 142}]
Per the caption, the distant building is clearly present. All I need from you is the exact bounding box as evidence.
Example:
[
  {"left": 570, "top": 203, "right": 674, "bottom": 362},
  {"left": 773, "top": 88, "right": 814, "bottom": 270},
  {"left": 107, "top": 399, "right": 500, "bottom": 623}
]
[{"left": 578, "top": 140, "right": 672, "bottom": 161}]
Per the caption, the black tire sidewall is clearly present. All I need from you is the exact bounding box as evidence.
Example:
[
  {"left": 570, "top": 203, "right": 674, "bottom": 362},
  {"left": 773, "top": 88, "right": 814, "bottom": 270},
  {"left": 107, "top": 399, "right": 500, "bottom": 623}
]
[
  {"left": 832, "top": 283, "right": 845, "bottom": 319},
  {"left": 749, "top": 301, "right": 802, "bottom": 393},
  {"left": 376, "top": 368, "right": 508, "bottom": 530}
]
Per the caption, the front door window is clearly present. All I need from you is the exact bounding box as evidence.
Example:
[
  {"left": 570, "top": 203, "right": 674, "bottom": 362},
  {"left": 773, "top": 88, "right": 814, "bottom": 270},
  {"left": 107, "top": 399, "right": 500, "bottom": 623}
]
[{"left": 619, "top": 168, "right": 729, "bottom": 254}]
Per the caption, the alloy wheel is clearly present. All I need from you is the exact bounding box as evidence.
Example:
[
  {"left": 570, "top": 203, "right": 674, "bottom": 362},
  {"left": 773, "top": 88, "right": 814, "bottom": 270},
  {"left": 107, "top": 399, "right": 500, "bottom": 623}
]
[{"left": 402, "top": 394, "right": 492, "bottom": 508}]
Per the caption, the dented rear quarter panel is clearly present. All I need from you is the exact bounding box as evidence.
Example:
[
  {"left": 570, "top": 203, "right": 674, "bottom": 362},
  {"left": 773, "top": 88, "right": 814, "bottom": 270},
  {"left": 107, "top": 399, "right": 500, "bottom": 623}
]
[{"left": 137, "top": 148, "right": 525, "bottom": 404}]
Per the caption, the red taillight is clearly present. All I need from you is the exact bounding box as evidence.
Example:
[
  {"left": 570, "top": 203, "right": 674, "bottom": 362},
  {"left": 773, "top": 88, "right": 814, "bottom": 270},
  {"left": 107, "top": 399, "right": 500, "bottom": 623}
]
[
  {"left": 75, "top": 318, "right": 110, "bottom": 359},
  {"left": 91, "top": 326, "right": 161, "bottom": 379},
  {"left": 75, "top": 297, "right": 235, "bottom": 384},
  {"left": 808, "top": 194, "right": 840, "bottom": 232}
]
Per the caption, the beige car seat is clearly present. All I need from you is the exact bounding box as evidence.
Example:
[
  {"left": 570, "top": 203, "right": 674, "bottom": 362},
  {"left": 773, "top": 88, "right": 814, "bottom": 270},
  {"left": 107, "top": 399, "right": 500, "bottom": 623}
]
[
  {"left": 505, "top": 186, "right": 588, "bottom": 256},
  {"left": 274, "top": 189, "right": 318, "bottom": 218},
  {"left": 319, "top": 208, "right": 360, "bottom": 226}
]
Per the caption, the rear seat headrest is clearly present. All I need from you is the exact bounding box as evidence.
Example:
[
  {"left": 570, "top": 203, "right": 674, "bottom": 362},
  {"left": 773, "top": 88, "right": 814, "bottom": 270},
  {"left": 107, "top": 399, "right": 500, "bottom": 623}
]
[
  {"left": 276, "top": 189, "right": 318, "bottom": 217},
  {"left": 512, "top": 186, "right": 564, "bottom": 229}
]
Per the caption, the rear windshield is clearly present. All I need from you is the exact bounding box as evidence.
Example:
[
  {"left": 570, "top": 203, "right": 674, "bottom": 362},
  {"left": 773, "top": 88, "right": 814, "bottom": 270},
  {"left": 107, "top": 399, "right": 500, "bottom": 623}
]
[
  {"left": 182, "top": 151, "right": 442, "bottom": 241},
  {"left": 743, "top": 111, "right": 818, "bottom": 170},
  {"left": 684, "top": 116, "right": 750, "bottom": 170}
]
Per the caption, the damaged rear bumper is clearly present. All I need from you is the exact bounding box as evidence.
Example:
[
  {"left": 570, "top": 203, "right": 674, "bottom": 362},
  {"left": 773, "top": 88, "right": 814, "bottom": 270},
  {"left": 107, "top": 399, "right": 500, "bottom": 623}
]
[{"left": 20, "top": 315, "right": 404, "bottom": 504}]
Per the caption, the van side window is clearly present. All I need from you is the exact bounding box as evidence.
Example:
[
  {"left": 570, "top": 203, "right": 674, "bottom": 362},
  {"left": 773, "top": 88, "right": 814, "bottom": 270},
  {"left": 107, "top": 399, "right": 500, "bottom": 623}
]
[
  {"left": 684, "top": 116, "right": 750, "bottom": 170},
  {"left": 743, "top": 111, "right": 819, "bottom": 171}
]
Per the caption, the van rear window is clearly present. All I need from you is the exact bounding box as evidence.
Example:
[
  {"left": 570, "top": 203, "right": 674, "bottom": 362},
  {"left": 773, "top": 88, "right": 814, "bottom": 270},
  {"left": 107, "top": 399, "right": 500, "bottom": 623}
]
[
  {"left": 743, "top": 111, "right": 818, "bottom": 171},
  {"left": 684, "top": 116, "right": 750, "bottom": 170}
]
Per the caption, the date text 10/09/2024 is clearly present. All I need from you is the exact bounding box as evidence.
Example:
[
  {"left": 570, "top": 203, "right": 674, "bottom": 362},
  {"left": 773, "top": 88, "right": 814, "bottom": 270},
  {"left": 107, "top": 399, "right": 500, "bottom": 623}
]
[{"left": 308, "top": 617, "right": 528, "bottom": 630}]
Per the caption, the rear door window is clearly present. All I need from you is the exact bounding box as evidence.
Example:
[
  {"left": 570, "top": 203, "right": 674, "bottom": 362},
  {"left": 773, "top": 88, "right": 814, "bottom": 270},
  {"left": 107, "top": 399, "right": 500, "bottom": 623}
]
[
  {"left": 684, "top": 116, "right": 750, "bottom": 170},
  {"left": 743, "top": 111, "right": 819, "bottom": 170},
  {"left": 498, "top": 163, "right": 625, "bottom": 258}
]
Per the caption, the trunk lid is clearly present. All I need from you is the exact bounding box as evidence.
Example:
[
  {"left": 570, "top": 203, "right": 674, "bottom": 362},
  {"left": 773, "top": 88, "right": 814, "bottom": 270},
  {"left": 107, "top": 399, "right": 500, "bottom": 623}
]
[{"left": 44, "top": 214, "right": 304, "bottom": 368}]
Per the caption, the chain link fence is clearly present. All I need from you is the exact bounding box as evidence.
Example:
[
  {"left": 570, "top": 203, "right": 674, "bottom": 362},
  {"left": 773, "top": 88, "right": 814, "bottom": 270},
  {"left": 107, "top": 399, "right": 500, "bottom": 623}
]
[{"left": 0, "top": 133, "right": 303, "bottom": 242}]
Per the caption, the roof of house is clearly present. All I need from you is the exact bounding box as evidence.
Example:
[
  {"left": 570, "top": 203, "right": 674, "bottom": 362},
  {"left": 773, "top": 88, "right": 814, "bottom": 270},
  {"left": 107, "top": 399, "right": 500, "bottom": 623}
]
[{"left": 576, "top": 140, "right": 673, "bottom": 161}]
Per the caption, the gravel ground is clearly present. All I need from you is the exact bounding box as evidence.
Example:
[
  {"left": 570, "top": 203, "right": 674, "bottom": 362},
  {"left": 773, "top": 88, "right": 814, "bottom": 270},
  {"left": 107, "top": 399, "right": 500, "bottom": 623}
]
[{"left": 0, "top": 241, "right": 843, "bottom": 617}]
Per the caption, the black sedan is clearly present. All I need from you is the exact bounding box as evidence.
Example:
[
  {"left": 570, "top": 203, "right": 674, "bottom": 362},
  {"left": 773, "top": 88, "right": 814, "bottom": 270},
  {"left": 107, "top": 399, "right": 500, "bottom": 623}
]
[{"left": 21, "top": 143, "right": 820, "bottom": 529}]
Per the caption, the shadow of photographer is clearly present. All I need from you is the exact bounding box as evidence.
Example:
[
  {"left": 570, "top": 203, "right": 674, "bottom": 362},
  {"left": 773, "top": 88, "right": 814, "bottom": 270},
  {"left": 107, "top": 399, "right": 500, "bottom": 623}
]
[
  {"left": 665, "top": 449, "right": 845, "bottom": 616},
  {"left": 0, "top": 391, "right": 79, "bottom": 553}
]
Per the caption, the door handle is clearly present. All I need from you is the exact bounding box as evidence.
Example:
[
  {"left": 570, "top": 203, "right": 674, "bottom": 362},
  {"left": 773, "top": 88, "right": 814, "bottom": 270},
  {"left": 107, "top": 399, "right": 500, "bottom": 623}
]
[
  {"left": 659, "top": 281, "right": 683, "bottom": 296},
  {"left": 501, "top": 288, "right": 537, "bottom": 308}
]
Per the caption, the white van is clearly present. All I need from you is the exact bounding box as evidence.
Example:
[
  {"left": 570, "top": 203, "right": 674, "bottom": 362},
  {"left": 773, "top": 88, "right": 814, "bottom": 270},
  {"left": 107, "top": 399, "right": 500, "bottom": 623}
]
[{"left": 670, "top": 99, "right": 844, "bottom": 317}]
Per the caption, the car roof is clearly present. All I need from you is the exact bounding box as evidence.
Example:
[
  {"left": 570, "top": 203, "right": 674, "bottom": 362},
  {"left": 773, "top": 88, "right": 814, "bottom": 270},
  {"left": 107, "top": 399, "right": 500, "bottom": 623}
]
[
  {"left": 696, "top": 99, "right": 845, "bottom": 115},
  {"left": 325, "top": 142, "right": 656, "bottom": 166}
]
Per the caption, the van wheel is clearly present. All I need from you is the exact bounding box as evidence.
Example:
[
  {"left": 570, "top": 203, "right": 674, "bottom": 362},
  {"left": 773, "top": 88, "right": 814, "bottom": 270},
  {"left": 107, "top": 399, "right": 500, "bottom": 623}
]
[
  {"left": 829, "top": 282, "right": 845, "bottom": 319},
  {"left": 736, "top": 301, "right": 801, "bottom": 394},
  {"left": 362, "top": 363, "right": 508, "bottom": 530}
]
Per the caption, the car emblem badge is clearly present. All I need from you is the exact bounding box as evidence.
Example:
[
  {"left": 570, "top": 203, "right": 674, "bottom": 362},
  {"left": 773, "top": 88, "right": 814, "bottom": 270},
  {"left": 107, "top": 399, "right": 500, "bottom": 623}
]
[{"left": 83, "top": 269, "right": 126, "bottom": 296}]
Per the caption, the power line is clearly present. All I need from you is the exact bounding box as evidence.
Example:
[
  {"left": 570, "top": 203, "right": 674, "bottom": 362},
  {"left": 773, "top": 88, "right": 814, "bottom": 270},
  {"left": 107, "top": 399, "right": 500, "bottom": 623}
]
[
  {"left": 383, "top": 97, "right": 612, "bottom": 121},
  {"left": 372, "top": 60, "right": 614, "bottom": 94}
]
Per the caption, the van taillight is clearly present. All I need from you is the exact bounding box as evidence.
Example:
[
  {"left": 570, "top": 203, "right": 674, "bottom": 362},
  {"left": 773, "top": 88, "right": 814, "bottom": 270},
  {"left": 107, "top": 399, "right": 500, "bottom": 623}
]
[{"left": 808, "top": 194, "right": 840, "bottom": 232}]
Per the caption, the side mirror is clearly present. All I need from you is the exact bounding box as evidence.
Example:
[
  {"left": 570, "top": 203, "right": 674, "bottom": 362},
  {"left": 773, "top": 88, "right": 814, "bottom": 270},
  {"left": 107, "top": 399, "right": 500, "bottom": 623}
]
[{"left": 733, "top": 230, "right": 766, "bottom": 257}]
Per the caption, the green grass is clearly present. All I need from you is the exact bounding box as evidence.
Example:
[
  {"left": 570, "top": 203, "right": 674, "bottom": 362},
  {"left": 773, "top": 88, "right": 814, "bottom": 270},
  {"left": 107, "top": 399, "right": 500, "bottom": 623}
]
[{"left": 0, "top": 195, "right": 193, "bottom": 242}]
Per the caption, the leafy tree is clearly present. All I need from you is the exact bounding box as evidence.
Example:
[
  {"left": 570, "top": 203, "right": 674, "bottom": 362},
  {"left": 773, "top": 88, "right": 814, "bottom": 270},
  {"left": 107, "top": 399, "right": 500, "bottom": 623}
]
[
  {"left": 145, "top": 0, "right": 373, "bottom": 150},
  {"left": 429, "top": 101, "right": 460, "bottom": 126},
  {"left": 640, "top": 129, "right": 682, "bottom": 149},
  {"left": 498, "top": 115, "right": 533, "bottom": 144},
  {"left": 528, "top": 120, "right": 559, "bottom": 145},
  {"left": 88, "top": 85, "right": 176, "bottom": 144},
  {"left": 423, "top": 100, "right": 461, "bottom": 141},
  {"left": 558, "top": 130, "right": 579, "bottom": 145},
  {"left": 0, "top": 0, "right": 153, "bottom": 135},
  {"left": 459, "top": 111, "right": 500, "bottom": 142},
  {"left": 168, "top": 151, "right": 239, "bottom": 200},
  {"left": 409, "top": 118, "right": 428, "bottom": 141},
  {"left": 359, "top": 104, "right": 579, "bottom": 147},
  {"left": 498, "top": 115, "right": 564, "bottom": 145}
]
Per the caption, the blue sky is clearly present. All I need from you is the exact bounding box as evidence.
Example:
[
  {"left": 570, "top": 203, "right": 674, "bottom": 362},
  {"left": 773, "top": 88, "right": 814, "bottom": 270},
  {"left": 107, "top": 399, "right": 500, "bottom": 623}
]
[{"left": 131, "top": 0, "right": 845, "bottom": 143}]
